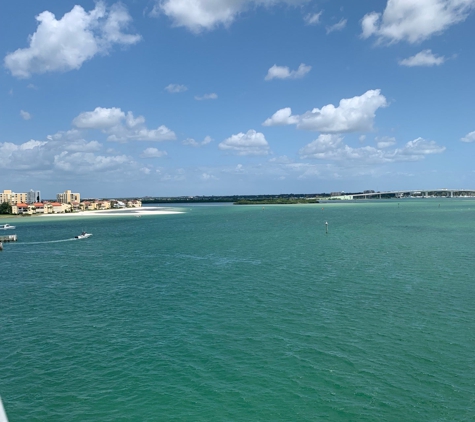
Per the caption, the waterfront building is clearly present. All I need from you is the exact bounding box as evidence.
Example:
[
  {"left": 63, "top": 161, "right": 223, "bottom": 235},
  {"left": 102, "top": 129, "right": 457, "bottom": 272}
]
[
  {"left": 0, "top": 189, "right": 27, "bottom": 205},
  {"left": 33, "top": 203, "right": 45, "bottom": 213},
  {"left": 50, "top": 202, "right": 69, "bottom": 213},
  {"left": 57, "top": 190, "right": 80, "bottom": 204},
  {"left": 127, "top": 200, "right": 142, "bottom": 208},
  {"left": 11, "top": 203, "right": 29, "bottom": 215},
  {"left": 27, "top": 189, "right": 41, "bottom": 204}
]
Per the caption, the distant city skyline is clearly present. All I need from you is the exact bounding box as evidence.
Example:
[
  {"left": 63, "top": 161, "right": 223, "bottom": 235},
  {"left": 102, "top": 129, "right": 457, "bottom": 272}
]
[{"left": 1, "top": 0, "right": 475, "bottom": 198}]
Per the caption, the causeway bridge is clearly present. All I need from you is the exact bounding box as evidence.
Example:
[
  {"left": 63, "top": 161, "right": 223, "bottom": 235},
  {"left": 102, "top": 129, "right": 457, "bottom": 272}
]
[{"left": 331, "top": 189, "right": 475, "bottom": 200}]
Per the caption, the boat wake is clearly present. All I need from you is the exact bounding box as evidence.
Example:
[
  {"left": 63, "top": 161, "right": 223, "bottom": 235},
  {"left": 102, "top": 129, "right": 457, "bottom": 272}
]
[{"left": 14, "top": 238, "right": 77, "bottom": 245}]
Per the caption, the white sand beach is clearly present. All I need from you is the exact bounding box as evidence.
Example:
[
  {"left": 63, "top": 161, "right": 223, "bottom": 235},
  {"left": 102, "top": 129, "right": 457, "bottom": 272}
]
[{"left": 39, "top": 207, "right": 184, "bottom": 217}]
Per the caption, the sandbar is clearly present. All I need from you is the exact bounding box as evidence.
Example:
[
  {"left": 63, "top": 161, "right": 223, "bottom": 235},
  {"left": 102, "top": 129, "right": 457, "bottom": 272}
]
[{"left": 39, "top": 206, "right": 184, "bottom": 217}]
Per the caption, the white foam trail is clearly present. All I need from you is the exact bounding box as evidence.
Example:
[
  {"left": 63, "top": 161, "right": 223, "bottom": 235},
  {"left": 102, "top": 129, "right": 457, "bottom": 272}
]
[{"left": 14, "top": 238, "right": 77, "bottom": 245}]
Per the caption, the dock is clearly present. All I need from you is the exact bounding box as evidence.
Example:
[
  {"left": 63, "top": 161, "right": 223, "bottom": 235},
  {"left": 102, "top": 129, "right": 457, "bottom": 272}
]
[{"left": 0, "top": 234, "right": 17, "bottom": 242}]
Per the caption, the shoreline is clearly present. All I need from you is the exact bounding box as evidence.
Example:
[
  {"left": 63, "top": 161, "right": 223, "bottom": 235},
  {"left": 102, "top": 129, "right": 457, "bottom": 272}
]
[
  {"left": 40, "top": 206, "right": 184, "bottom": 217},
  {"left": 1, "top": 206, "right": 184, "bottom": 219}
]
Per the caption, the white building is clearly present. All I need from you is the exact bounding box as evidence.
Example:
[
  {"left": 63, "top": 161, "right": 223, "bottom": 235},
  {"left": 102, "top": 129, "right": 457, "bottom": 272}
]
[{"left": 27, "top": 189, "right": 41, "bottom": 204}]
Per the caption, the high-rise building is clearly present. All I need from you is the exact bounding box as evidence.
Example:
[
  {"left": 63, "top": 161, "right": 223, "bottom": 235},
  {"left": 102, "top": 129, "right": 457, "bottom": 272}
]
[
  {"left": 27, "top": 189, "right": 41, "bottom": 204},
  {"left": 57, "top": 190, "right": 80, "bottom": 204}
]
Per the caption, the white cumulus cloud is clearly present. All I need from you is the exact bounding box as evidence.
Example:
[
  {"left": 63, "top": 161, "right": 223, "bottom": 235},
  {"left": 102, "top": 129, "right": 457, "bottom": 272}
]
[
  {"left": 265, "top": 63, "right": 311, "bottom": 81},
  {"left": 376, "top": 136, "right": 396, "bottom": 148},
  {"left": 72, "top": 107, "right": 176, "bottom": 142},
  {"left": 263, "top": 89, "right": 388, "bottom": 133},
  {"left": 399, "top": 49, "right": 446, "bottom": 66},
  {"left": 461, "top": 131, "right": 475, "bottom": 142},
  {"left": 0, "top": 136, "right": 137, "bottom": 175},
  {"left": 263, "top": 107, "right": 299, "bottom": 126},
  {"left": 141, "top": 147, "right": 168, "bottom": 158},
  {"left": 53, "top": 151, "right": 131, "bottom": 173},
  {"left": 361, "top": 0, "right": 475, "bottom": 44},
  {"left": 183, "top": 136, "right": 213, "bottom": 147},
  {"left": 153, "top": 0, "right": 308, "bottom": 33},
  {"left": 4, "top": 2, "right": 141, "bottom": 78},
  {"left": 219, "top": 129, "right": 270, "bottom": 156},
  {"left": 299, "top": 135, "right": 445, "bottom": 163}
]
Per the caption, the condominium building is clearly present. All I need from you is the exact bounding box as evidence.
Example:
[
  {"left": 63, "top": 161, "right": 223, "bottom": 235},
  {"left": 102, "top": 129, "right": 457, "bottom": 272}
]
[
  {"left": 27, "top": 189, "right": 41, "bottom": 204},
  {"left": 57, "top": 190, "right": 80, "bottom": 204},
  {"left": 0, "top": 189, "right": 27, "bottom": 205}
]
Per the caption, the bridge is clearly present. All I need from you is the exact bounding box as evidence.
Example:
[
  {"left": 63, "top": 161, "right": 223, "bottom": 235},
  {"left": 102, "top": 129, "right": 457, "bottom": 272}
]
[{"left": 330, "top": 189, "right": 475, "bottom": 200}]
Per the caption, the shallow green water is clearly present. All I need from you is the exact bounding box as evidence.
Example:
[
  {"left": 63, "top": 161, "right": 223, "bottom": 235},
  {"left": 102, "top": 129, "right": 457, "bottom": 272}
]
[{"left": 1, "top": 200, "right": 475, "bottom": 421}]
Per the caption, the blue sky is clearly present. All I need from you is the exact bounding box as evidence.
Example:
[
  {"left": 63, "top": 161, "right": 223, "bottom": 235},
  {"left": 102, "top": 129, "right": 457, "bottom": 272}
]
[{"left": 1, "top": 0, "right": 474, "bottom": 198}]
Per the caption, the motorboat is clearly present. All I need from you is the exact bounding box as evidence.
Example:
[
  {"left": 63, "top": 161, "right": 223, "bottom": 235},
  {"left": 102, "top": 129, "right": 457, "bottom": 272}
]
[
  {"left": 0, "top": 224, "right": 15, "bottom": 230},
  {"left": 75, "top": 232, "right": 92, "bottom": 239}
]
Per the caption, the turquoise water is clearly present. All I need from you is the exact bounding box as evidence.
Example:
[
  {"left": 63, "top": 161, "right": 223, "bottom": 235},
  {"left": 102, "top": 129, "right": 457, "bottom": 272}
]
[{"left": 1, "top": 201, "right": 475, "bottom": 421}]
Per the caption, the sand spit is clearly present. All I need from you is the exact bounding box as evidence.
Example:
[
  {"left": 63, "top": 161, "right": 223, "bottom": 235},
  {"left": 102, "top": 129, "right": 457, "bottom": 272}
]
[{"left": 39, "top": 207, "right": 184, "bottom": 217}]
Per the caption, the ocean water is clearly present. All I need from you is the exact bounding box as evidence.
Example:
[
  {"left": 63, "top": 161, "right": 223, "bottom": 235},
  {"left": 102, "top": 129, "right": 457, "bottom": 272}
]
[{"left": 1, "top": 200, "right": 475, "bottom": 421}]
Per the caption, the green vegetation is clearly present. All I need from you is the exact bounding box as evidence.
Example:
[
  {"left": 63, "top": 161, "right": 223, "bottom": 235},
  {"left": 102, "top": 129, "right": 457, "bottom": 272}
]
[
  {"left": 0, "top": 202, "right": 12, "bottom": 215},
  {"left": 141, "top": 194, "right": 327, "bottom": 204}
]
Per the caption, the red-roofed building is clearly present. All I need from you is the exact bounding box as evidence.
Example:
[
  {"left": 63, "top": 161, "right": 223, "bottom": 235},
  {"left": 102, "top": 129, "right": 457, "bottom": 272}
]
[
  {"left": 11, "top": 203, "right": 28, "bottom": 214},
  {"left": 33, "top": 203, "right": 45, "bottom": 213}
]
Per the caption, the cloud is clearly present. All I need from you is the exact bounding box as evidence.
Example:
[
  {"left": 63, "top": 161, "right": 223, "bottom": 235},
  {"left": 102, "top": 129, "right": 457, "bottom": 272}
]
[
  {"left": 219, "top": 129, "right": 270, "bottom": 156},
  {"left": 326, "top": 18, "right": 347, "bottom": 34},
  {"left": 53, "top": 152, "right": 131, "bottom": 173},
  {"left": 165, "top": 84, "right": 188, "bottom": 93},
  {"left": 140, "top": 147, "right": 168, "bottom": 158},
  {"left": 194, "top": 93, "right": 218, "bottom": 100},
  {"left": 0, "top": 136, "right": 136, "bottom": 175},
  {"left": 396, "top": 137, "right": 446, "bottom": 158},
  {"left": 72, "top": 107, "right": 176, "bottom": 142},
  {"left": 269, "top": 155, "right": 292, "bottom": 164},
  {"left": 4, "top": 2, "right": 141, "bottom": 78},
  {"left": 376, "top": 136, "right": 396, "bottom": 148},
  {"left": 399, "top": 49, "right": 446, "bottom": 66},
  {"left": 201, "top": 172, "right": 218, "bottom": 180},
  {"left": 304, "top": 12, "right": 322, "bottom": 25},
  {"left": 140, "top": 167, "right": 152, "bottom": 175},
  {"left": 461, "top": 131, "right": 475, "bottom": 142},
  {"left": 153, "top": 0, "right": 308, "bottom": 33},
  {"left": 46, "top": 129, "right": 84, "bottom": 142},
  {"left": 20, "top": 110, "right": 31, "bottom": 120},
  {"left": 263, "top": 107, "right": 298, "bottom": 126},
  {"left": 299, "top": 134, "right": 445, "bottom": 163},
  {"left": 182, "top": 136, "right": 213, "bottom": 147},
  {"left": 62, "top": 140, "right": 102, "bottom": 152},
  {"left": 265, "top": 63, "right": 311, "bottom": 81},
  {"left": 263, "top": 89, "right": 388, "bottom": 133},
  {"left": 73, "top": 107, "right": 124, "bottom": 129},
  {"left": 361, "top": 0, "right": 475, "bottom": 44}
]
